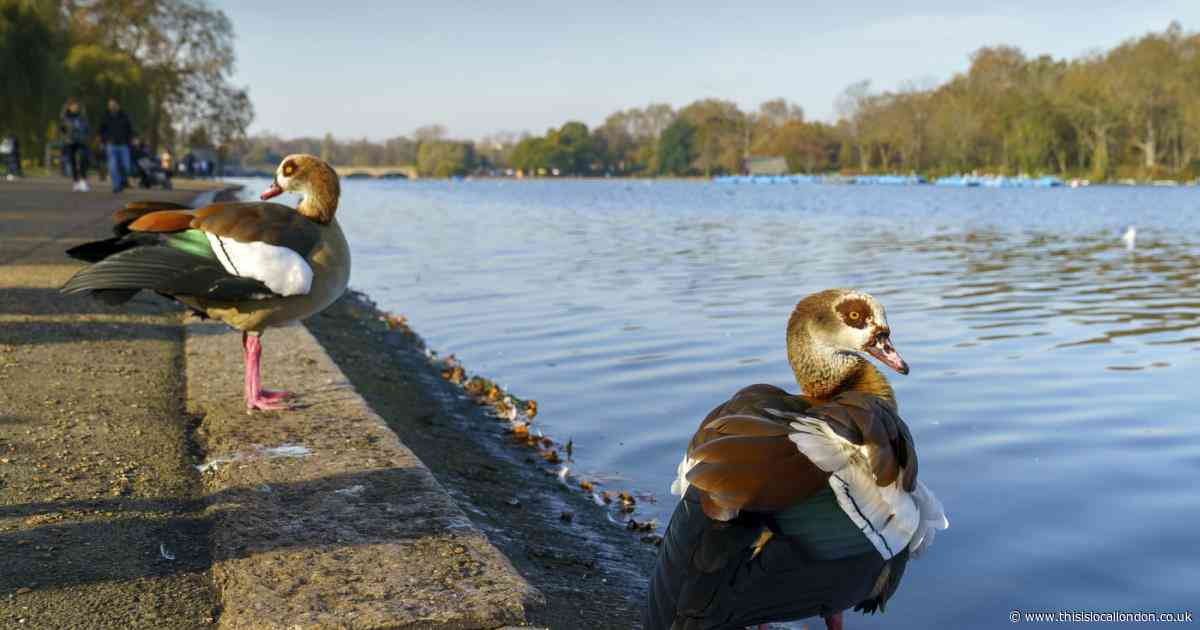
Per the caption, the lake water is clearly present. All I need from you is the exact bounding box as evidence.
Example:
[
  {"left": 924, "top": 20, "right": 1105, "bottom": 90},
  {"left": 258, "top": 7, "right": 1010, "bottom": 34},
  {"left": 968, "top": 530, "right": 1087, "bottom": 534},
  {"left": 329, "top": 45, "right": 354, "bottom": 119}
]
[{"left": 235, "top": 178, "right": 1199, "bottom": 628}]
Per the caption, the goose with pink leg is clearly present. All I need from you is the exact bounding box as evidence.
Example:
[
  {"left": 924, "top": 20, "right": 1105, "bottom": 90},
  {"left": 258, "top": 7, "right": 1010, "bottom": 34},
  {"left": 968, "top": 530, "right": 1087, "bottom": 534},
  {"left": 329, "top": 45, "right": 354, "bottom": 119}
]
[{"left": 62, "top": 154, "right": 350, "bottom": 411}]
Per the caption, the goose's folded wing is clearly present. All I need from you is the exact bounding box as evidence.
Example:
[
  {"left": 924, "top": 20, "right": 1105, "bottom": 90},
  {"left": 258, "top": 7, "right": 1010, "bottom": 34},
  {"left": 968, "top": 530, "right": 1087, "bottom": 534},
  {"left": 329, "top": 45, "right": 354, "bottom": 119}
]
[
  {"left": 676, "top": 387, "right": 920, "bottom": 520},
  {"left": 773, "top": 395, "right": 944, "bottom": 560},
  {"left": 127, "top": 202, "right": 321, "bottom": 297},
  {"left": 62, "top": 245, "right": 275, "bottom": 302}
]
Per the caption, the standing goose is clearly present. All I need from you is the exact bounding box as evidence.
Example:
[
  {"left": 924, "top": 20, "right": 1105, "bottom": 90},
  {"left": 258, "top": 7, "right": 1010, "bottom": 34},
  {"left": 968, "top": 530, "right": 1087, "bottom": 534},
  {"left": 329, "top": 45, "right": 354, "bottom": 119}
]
[
  {"left": 62, "top": 154, "right": 349, "bottom": 411},
  {"left": 644, "top": 289, "right": 948, "bottom": 630}
]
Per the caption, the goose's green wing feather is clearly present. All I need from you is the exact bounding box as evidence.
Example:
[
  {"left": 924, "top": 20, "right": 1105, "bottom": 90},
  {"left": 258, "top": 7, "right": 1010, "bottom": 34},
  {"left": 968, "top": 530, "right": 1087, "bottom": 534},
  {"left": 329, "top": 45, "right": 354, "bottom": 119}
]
[{"left": 164, "top": 229, "right": 217, "bottom": 260}]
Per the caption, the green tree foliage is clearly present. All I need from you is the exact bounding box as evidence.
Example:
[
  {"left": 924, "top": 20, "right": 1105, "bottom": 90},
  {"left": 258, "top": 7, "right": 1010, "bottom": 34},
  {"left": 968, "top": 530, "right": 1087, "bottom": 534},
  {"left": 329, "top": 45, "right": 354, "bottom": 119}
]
[
  {"left": 417, "top": 139, "right": 475, "bottom": 177},
  {"left": 590, "top": 104, "right": 676, "bottom": 174},
  {"left": 71, "top": 0, "right": 252, "bottom": 152},
  {"left": 0, "top": 0, "right": 251, "bottom": 166},
  {"left": 546, "top": 121, "right": 596, "bottom": 174},
  {"left": 825, "top": 22, "right": 1200, "bottom": 179},
  {"left": 507, "top": 121, "right": 598, "bottom": 175},
  {"left": 657, "top": 117, "right": 696, "bottom": 175},
  {"left": 510, "top": 135, "right": 550, "bottom": 174},
  {"left": 678, "top": 99, "right": 746, "bottom": 176},
  {"left": 0, "top": 0, "right": 65, "bottom": 158},
  {"left": 64, "top": 43, "right": 150, "bottom": 137}
]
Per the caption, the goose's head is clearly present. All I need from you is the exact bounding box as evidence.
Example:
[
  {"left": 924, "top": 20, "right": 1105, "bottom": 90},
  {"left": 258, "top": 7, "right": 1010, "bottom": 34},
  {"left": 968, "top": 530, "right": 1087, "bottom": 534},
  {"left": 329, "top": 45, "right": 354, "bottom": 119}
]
[
  {"left": 786, "top": 288, "right": 909, "bottom": 398},
  {"left": 260, "top": 154, "right": 341, "bottom": 223}
]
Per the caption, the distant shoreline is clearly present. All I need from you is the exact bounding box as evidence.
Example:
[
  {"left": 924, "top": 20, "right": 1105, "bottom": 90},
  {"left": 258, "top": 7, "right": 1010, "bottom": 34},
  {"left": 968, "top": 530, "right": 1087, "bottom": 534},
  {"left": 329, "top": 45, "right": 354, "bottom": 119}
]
[{"left": 226, "top": 170, "right": 1198, "bottom": 186}]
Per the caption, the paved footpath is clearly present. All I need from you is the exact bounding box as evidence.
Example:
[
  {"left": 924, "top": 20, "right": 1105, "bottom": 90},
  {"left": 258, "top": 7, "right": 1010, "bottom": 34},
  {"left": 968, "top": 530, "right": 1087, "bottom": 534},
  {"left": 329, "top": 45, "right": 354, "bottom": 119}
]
[{"left": 0, "top": 178, "right": 539, "bottom": 629}]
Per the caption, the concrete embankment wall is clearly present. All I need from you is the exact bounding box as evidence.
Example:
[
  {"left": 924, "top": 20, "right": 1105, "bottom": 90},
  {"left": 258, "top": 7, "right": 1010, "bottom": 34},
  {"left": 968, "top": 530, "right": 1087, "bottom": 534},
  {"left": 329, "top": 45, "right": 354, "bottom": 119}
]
[{"left": 0, "top": 179, "right": 543, "bottom": 629}]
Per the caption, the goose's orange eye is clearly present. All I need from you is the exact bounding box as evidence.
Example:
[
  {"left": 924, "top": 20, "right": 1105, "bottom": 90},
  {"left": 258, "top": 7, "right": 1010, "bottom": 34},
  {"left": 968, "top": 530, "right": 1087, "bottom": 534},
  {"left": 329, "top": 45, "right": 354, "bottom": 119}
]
[
  {"left": 282, "top": 163, "right": 295, "bottom": 177},
  {"left": 849, "top": 311, "right": 861, "bottom": 321}
]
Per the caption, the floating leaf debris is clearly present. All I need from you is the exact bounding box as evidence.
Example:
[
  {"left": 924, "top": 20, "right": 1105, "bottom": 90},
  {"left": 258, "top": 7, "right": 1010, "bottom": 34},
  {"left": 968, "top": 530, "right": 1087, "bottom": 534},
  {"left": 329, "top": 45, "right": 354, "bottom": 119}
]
[{"left": 366, "top": 303, "right": 662, "bottom": 542}]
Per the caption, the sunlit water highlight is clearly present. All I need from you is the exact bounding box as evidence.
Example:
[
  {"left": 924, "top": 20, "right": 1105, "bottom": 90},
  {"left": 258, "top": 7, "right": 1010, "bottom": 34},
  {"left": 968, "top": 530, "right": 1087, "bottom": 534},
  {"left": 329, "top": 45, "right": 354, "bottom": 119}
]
[{"left": 234, "top": 178, "right": 1199, "bottom": 628}]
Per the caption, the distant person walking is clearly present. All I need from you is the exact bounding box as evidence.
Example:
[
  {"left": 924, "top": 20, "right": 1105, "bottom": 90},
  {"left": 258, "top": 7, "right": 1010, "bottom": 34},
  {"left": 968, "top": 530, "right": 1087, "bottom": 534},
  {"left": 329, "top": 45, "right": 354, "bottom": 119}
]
[
  {"left": 99, "top": 98, "right": 134, "bottom": 193},
  {"left": 0, "top": 133, "right": 20, "bottom": 180},
  {"left": 60, "top": 98, "right": 90, "bottom": 192}
]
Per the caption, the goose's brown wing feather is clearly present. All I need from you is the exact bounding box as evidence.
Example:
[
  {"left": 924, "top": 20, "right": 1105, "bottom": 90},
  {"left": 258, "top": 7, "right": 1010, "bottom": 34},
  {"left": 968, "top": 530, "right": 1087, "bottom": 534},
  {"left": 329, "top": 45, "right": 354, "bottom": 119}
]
[
  {"left": 683, "top": 386, "right": 826, "bottom": 520},
  {"left": 111, "top": 200, "right": 191, "bottom": 233},
  {"left": 127, "top": 202, "right": 321, "bottom": 258},
  {"left": 126, "top": 211, "right": 194, "bottom": 233}
]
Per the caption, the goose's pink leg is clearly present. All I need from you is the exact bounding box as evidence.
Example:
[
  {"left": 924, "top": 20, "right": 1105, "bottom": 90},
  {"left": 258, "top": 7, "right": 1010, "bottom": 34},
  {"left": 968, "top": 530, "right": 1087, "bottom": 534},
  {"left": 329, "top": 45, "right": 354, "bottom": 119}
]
[{"left": 242, "top": 332, "right": 294, "bottom": 411}]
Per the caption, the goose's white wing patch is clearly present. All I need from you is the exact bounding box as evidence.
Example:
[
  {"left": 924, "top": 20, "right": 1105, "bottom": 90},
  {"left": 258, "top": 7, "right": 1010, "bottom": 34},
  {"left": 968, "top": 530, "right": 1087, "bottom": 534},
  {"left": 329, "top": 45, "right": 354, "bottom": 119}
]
[
  {"left": 785, "top": 414, "right": 949, "bottom": 560},
  {"left": 907, "top": 479, "right": 949, "bottom": 557},
  {"left": 206, "top": 234, "right": 312, "bottom": 296},
  {"left": 782, "top": 412, "right": 852, "bottom": 472},
  {"left": 828, "top": 462, "right": 920, "bottom": 559}
]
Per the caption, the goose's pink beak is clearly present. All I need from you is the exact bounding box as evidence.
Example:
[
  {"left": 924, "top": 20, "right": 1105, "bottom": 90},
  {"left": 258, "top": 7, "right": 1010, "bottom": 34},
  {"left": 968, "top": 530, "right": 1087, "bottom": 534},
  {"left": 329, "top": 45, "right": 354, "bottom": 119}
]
[
  {"left": 260, "top": 180, "right": 283, "bottom": 200},
  {"left": 866, "top": 336, "right": 909, "bottom": 375}
]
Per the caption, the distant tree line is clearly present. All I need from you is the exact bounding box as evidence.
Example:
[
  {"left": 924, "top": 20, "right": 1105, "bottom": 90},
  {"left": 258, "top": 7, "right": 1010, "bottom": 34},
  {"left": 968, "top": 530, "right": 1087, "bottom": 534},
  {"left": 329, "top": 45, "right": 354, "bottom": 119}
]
[
  {"left": 837, "top": 22, "right": 1200, "bottom": 180},
  {"left": 0, "top": 0, "right": 252, "bottom": 165},
  {"left": 239, "top": 22, "right": 1200, "bottom": 180},
  {"left": 239, "top": 125, "right": 476, "bottom": 177}
]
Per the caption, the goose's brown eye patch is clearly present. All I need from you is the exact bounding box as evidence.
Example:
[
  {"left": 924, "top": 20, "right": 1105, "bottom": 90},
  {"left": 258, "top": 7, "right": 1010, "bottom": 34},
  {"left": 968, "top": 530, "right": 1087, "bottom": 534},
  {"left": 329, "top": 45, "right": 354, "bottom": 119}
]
[
  {"left": 836, "top": 298, "right": 871, "bottom": 329},
  {"left": 282, "top": 162, "right": 296, "bottom": 177}
]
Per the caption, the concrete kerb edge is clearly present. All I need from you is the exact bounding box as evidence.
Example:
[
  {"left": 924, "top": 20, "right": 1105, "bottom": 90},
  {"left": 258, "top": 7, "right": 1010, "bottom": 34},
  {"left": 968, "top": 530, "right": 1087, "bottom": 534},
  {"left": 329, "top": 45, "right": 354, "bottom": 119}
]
[{"left": 180, "top": 186, "right": 544, "bottom": 628}]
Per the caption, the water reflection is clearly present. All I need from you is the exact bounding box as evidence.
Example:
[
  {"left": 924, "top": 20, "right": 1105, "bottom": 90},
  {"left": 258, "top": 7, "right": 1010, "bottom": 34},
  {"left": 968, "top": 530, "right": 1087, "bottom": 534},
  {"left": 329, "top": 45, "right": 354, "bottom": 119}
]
[{"left": 857, "top": 226, "right": 1200, "bottom": 352}]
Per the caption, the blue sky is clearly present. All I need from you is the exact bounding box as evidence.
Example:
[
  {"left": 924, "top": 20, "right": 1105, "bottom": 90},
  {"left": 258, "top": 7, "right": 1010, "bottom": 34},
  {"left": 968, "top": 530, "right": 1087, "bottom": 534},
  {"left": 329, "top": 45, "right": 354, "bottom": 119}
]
[{"left": 212, "top": 1, "right": 1200, "bottom": 141}]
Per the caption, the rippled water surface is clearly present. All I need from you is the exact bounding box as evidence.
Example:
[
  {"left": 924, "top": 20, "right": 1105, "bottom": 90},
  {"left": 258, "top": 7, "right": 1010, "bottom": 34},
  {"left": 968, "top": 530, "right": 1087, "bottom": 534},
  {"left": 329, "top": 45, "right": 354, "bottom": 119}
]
[{"left": 240, "top": 179, "right": 1199, "bottom": 627}]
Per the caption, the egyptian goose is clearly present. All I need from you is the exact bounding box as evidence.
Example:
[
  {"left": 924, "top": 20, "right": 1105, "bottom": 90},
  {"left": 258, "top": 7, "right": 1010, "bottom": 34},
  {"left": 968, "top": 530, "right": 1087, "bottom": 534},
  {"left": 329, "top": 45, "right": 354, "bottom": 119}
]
[
  {"left": 61, "top": 154, "right": 349, "bottom": 411},
  {"left": 644, "top": 289, "right": 948, "bottom": 630}
]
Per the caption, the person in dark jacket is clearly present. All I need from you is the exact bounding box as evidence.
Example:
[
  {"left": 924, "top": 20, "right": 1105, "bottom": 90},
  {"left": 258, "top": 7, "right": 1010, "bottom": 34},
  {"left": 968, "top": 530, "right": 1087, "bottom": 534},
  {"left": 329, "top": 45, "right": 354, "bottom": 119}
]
[
  {"left": 99, "top": 98, "right": 135, "bottom": 193},
  {"left": 60, "top": 98, "right": 90, "bottom": 192}
]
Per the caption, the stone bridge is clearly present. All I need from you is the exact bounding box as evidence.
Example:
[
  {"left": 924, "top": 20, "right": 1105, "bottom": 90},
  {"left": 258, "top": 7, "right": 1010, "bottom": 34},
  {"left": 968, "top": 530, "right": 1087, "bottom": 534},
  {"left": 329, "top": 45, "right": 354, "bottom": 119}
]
[{"left": 334, "top": 165, "right": 418, "bottom": 179}]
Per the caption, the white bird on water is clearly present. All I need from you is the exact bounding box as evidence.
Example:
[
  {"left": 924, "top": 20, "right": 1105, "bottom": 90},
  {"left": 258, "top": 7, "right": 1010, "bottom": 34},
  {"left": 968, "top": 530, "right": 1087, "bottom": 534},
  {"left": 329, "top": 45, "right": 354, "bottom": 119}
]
[{"left": 1122, "top": 225, "right": 1137, "bottom": 251}]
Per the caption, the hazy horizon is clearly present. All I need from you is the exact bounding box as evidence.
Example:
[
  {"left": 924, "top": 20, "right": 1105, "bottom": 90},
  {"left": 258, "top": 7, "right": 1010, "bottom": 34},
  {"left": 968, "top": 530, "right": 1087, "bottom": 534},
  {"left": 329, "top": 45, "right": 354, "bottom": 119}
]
[{"left": 214, "top": 1, "right": 1200, "bottom": 141}]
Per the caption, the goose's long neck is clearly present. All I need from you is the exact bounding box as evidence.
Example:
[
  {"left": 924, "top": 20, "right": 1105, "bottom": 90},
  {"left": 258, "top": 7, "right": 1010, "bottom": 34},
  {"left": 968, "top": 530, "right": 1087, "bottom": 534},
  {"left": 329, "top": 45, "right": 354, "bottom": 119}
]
[
  {"left": 297, "top": 176, "right": 339, "bottom": 224},
  {"left": 788, "top": 325, "right": 895, "bottom": 402},
  {"left": 842, "top": 360, "right": 895, "bottom": 403},
  {"left": 298, "top": 192, "right": 336, "bottom": 224}
]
